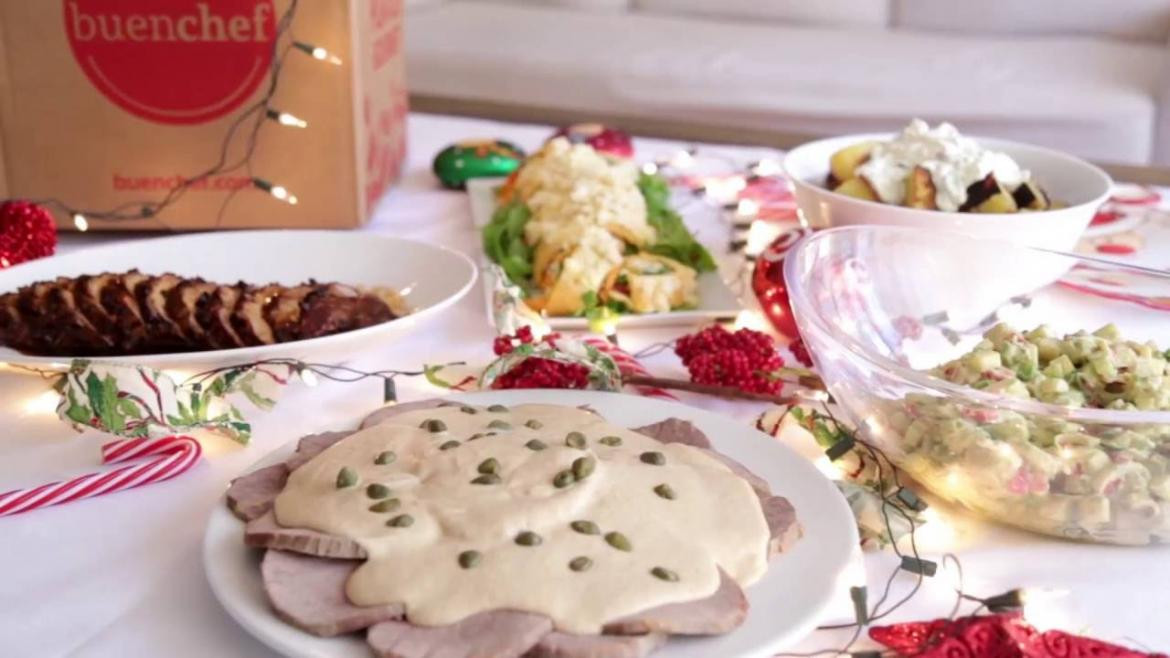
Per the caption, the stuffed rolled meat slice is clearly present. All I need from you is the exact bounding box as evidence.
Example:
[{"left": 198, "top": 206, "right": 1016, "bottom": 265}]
[{"left": 600, "top": 254, "right": 698, "bottom": 314}]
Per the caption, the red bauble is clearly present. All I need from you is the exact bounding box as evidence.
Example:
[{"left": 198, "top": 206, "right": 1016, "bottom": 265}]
[
  {"left": 751, "top": 226, "right": 811, "bottom": 341},
  {"left": 551, "top": 123, "right": 634, "bottom": 158},
  {"left": 0, "top": 201, "right": 57, "bottom": 269}
]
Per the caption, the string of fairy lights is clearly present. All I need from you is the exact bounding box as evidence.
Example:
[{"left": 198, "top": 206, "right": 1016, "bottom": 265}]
[{"left": 14, "top": 0, "right": 343, "bottom": 231}]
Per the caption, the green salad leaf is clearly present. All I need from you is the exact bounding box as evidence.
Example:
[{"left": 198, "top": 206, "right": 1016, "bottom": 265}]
[
  {"left": 483, "top": 201, "right": 534, "bottom": 287},
  {"left": 637, "top": 172, "right": 717, "bottom": 273}
]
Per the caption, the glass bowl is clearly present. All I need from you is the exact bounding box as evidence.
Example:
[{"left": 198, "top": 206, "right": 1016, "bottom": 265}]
[{"left": 784, "top": 225, "right": 1170, "bottom": 545}]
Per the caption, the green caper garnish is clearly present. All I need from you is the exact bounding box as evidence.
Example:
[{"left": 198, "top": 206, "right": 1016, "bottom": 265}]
[
  {"left": 640, "top": 451, "right": 665, "bottom": 465},
  {"left": 470, "top": 473, "right": 502, "bottom": 485},
  {"left": 369, "top": 498, "right": 401, "bottom": 513},
  {"left": 553, "top": 470, "right": 576, "bottom": 488},
  {"left": 651, "top": 566, "right": 679, "bottom": 582},
  {"left": 374, "top": 450, "right": 396, "bottom": 465},
  {"left": 569, "top": 556, "right": 593, "bottom": 572},
  {"left": 604, "top": 531, "right": 632, "bottom": 551},
  {"left": 570, "top": 520, "right": 599, "bottom": 535},
  {"left": 487, "top": 404, "right": 508, "bottom": 412},
  {"left": 421, "top": 419, "right": 447, "bottom": 432},
  {"left": 439, "top": 440, "right": 460, "bottom": 451},
  {"left": 467, "top": 433, "right": 485, "bottom": 441},
  {"left": 571, "top": 456, "right": 596, "bottom": 480},
  {"left": 525, "top": 439, "right": 547, "bottom": 451},
  {"left": 524, "top": 419, "right": 543, "bottom": 429},
  {"left": 487, "top": 420, "right": 512, "bottom": 430},
  {"left": 565, "top": 431, "right": 586, "bottom": 449},
  {"left": 366, "top": 483, "right": 391, "bottom": 499},
  {"left": 653, "top": 483, "right": 676, "bottom": 500},
  {"left": 387, "top": 514, "right": 414, "bottom": 528},
  {"left": 515, "top": 531, "right": 542, "bottom": 546},
  {"left": 438, "top": 401, "right": 460, "bottom": 407},
  {"left": 460, "top": 406, "right": 477, "bottom": 414},
  {"left": 598, "top": 435, "right": 622, "bottom": 447},
  {"left": 336, "top": 467, "right": 358, "bottom": 488},
  {"left": 458, "top": 550, "right": 482, "bottom": 569},
  {"left": 478, "top": 458, "right": 500, "bottom": 475}
]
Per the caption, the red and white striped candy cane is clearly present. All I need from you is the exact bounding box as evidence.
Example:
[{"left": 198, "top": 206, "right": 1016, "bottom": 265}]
[
  {"left": 583, "top": 337, "right": 678, "bottom": 400},
  {"left": 0, "top": 435, "right": 202, "bottom": 518}
]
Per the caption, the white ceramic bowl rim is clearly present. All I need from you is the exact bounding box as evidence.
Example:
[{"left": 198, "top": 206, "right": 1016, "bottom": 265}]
[
  {"left": 782, "top": 133, "right": 1113, "bottom": 216},
  {"left": 785, "top": 225, "right": 1170, "bottom": 425}
]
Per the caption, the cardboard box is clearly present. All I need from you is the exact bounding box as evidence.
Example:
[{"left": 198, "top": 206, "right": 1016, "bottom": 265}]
[{"left": 0, "top": 0, "right": 406, "bottom": 230}]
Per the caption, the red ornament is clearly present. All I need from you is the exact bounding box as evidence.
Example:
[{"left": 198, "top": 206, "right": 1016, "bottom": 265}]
[
  {"left": 870, "top": 612, "right": 1165, "bottom": 658},
  {"left": 551, "top": 123, "right": 633, "bottom": 158},
  {"left": 751, "top": 226, "right": 811, "bottom": 341},
  {"left": 0, "top": 200, "right": 57, "bottom": 269},
  {"left": 675, "top": 325, "right": 785, "bottom": 395}
]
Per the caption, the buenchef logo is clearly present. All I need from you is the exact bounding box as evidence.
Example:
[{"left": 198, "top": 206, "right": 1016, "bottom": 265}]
[{"left": 64, "top": 0, "right": 276, "bottom": 125}]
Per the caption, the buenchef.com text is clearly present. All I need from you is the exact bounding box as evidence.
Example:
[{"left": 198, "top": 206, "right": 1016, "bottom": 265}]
[{"left": 113, "top": 174, "right": 251, "bottom": 191}]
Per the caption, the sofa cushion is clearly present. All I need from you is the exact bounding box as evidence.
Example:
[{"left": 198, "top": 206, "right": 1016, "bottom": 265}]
[
  {"left": 893, "top": 0, "right": 1170, "bottom": 43},
  {"left": 635, "top": 0, "right": 890, "bottom": 29},
  {"left": 407, "top": 2, "right": 1166, "bottom": 163}
]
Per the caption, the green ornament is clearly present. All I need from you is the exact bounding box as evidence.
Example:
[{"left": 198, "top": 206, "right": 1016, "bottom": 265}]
[{"left": 432, "top": 139, "right": 525, "bottom": 189}]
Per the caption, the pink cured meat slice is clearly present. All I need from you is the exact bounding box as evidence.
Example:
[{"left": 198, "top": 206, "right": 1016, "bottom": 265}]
[
  {"left": 522, "top": 632, "right": 667, "bottom": 658},
  {"left": 602, "top": 569, "right": 747, "bottom": 636},
  {"left": 366, "top": 611, "right": 552, "bottom": 658},
  {"left": 262, "top": 549, "right": 404, "bottom": 637}
]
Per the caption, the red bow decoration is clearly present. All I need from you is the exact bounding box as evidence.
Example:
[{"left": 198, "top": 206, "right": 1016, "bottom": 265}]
[{"left": 870, "top": 613, "right": 1165, "bottom": 658}]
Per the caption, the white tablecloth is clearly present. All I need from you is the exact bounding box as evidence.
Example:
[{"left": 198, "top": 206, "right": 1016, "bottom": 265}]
[{"left": 1, "top": 114, "right": 1165, "bottom": 657}]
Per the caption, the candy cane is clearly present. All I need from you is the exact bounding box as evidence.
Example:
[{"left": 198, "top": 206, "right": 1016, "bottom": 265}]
[
  {"left": 0, "top": 436, "right": 202, "bottom": 518},
  {"left": 583, "top": 337, "right": 678, "bottom": 400}
]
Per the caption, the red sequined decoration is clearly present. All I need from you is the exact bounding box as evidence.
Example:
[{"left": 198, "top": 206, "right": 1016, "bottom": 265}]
[
  {"left": 870, "top": 613, "right": 1165, "bottom": 658},
  {"left": 0, "top": 200, "right": 57, "bottom": 268}
]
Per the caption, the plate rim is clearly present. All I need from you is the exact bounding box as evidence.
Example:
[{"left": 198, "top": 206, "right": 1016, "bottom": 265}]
[{"left": 202, "top": 389, "right": 859, "bottom": 658}]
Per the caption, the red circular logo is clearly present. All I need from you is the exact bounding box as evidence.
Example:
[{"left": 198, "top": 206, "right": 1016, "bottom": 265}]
[{"left": 64, "top": 0, "right": 275, "bottom": 125}]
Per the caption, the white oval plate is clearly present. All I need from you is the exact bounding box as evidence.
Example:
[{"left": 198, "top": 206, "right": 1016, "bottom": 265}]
[
  {"left": 203, "top": 390, "right": 858, "bottom": 658},
  {"left": 0, "top": 230, "right": 477, "bottom": 367}
]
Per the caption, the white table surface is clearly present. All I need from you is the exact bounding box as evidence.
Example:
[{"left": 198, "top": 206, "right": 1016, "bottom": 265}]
[{"left": 1, "top": 113, "right": 1166, "bottom": 657}]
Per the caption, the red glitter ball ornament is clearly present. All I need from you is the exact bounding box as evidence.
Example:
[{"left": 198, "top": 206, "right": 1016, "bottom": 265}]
[{"left": 0, "top": 200, "right": 57, "bottom": 269}]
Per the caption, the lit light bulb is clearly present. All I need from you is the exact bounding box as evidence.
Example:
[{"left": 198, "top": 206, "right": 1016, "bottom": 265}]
[
  {"left": 670, "top": 150, "right": 695, "bottom": 169},
  {"left": 293, "top": 40, "right": 342, "bottom": 65},
  {"left": 1021, "top": 588, "right": 1071, "bottom": 631},
  {"left": 640, "top": 162, "right": 658, "bottom": 176},
  {"left": 300, "top": 369, "right": 319, "bottom": 387},
  {"left": 752, "top": 158, "right": 782, "bottom": 177},
  {"left": 813, "top": 455, "right": 839, "bottom": 479},
  {"left": 736, "top": 198, "right": 760, "bottom": 218},
  {"left": 73, "top": 213, "right": 89, "bottom": 232},
  {"left": 266, "top": 108, "right": 308, "bottom": 128},
  {"left": 733, "top": 309, "right": 769, "bottom": 332},
  {"left": 252, "top": 177, "right": 299, "bottom": 205}
]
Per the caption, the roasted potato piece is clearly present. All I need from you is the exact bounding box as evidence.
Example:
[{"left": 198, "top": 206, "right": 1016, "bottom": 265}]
[
  {"left": 904, "top": 166, "right": 937, "bottom": 210},
  {"left": 833, "top": 177, "right": 878, "bottom": 202},
  {"left": 961, "top": 174, "right": 1018, "bottom": 213},
  {"left": 829, "top": 141, "right": 878, "bottom": 184},
  {"left": 1011, "top": 181, "right": 1049, "bottom": 210}
]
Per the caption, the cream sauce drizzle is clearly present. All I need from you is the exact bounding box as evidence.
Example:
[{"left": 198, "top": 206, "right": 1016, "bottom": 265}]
[{"left": 273, "top": 404, "right": 770, "bottom": 634}]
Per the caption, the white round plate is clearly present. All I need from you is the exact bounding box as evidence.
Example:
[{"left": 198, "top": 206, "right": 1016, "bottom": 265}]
[
  {"left": 0, "top": 230, "right": 477, "bottom": 366},
  {"left": 203, "top": 390, "right": 859, "bottom": 658}
]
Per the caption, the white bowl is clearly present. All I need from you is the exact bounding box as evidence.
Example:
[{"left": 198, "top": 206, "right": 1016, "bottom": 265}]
[{"left": 783, "top": 133, "right": 1113, "bottom": 252}]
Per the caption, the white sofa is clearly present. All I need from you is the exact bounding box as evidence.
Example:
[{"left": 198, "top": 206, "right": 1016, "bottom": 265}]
[{"left": 405, "top": 0, "right": 1170, "bottom": 164}]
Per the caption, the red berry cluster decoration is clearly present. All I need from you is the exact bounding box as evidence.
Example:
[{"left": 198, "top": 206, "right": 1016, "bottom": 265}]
[
  {"left": 490, "top": 326, "right": 591, "bottom": 390},
  {"left": 788, "top": 337, "right": 813, "bottom": 367},
  {"left": 675, "top": 325, "right": 785, "bottom": 395},
  {"left": 0, "top": 200, "right": 57, "bottom": 269}
]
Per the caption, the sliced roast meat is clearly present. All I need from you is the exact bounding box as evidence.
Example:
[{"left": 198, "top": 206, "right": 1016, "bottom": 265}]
[
  {"left": 0, "top": 291, "right": 31, "bottom": 352},
  {"left": 134, "top": 274, "right": 188, "bottom": 351},
  {"left": 299, "top": 284, "right": 396, "bottom": 340},
  {"left": 226, "top": 463, "right": 290, "bottom": 522},
  {"left": 367, "top": 611, "right": 552, "bottom": 658},
  {"left": 524, "top": 632, "right": 666, "bottom": 658},
  {"left": 285, "top": 430, "right": 354, "bottom": 471},
  {"left": 633, "top": 419, "right": 711, "bottom": 450},
  {"left": 265, "top": 283, "right": 319, "bottom": 343},
  {"left": 199, "top": 283, "right": 248, "bottom": 349},
  {"left": 762, "top": 495, "right": 802, "bottom": 556},
  {"left": 103, "top": 271, "right": 150, "bottom": 351},
  {"left": 73, "top": 274, "right": 121, "bottom": 346},
  {"left": 262, "top": 550, "right": 404, "bottom": 637},
  {"left": 602, "top": 569, "right": 747, "bottom": 636},
  {"left": 166, "top": 278, "right": 217, "bottom": 347},
  {"left": 43, "top": 276, "right": 113, "bottom": 354},
  {"left": 245, "top": 510, "right": 367, "bottom": 559},
  {"left": 231, "top": 284, "right": 282, "bottom": 346}
]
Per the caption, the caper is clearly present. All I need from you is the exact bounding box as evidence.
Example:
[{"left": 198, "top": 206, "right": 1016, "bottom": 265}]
[
  {"left": 604, "top": 531, "right": 632, "bottom": 551},
  {"left": 569, "top": 556, "right": 593, "bottom": 572},
  {"left": 487, "top": 404, "right": 508, "bottom": 412},
  {"left": 524, "top": 419, "right": 543, "bottom": 429},
  {"left": 387, "top": 514, "right": 414, "bottom": 528},
  {"left": 525, "top": 439, "right": 547, "bottom": 451},
  {"left": 487, "top": 420, "right": 512, "bottom": 430},
  {"left": 570, "top": 520, "right": 599, "bottom": 535},
  {"left": 369, "top": 498, "right": 401, "bottom": 513},
  {"left": 651, "top": 566, "right": 679, "bottom": 582},
  {"left": 458, "top": 550, "right": 482, "bottom": 569},
  {"left": 467, "top": 433, "right": 485, "bottom": 441},
  {"left": 438, "top": 401, "right": 460, "bottom": 407},
  {"left": 598, "top": 435, "right": 622, "bottom": 447},
  {"left": 478, "top": 458, "right": 500, "bottom": 475},
  {"left": 470, "top": 473, "right": 502, "bottom": 485},
  {"left": 515, "top": 531, "right": 542, "bottom": 546},
  {"left": 421, "top": 419, "right": 447, "bottom": 432},
  {"left": 374, "top": 450, "right": 396, "bottom": 465},
  {"left": 439, "top": 440, "right": 461, "bottom": 451},
  {"left": 571, "top": 456, "right": 596, "bottom": 480},
  {"left": 640, "top": 451, "right": 665, "bottom": 466},
  {"left": 553, "top": 470, "right": 576, "bottom": 488},
  {"left": 366, "top": 483, "right": 392, "bottom": 499},
  {"left": 460, "top": 406, "right": 477, "bottom": 414},
  {"left": 565, "top": 431, "right": 586, "bottom": 449},
  {"left": 653, "top": 483, "right": 676, "bottom": 500},
  {"left": 336, "top": 467, "right": 358, "bottom": 488}
]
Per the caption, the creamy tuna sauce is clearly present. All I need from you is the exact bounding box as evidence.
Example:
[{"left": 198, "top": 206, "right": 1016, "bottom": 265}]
[{"left": 273, "top": 404, "right": 769, "bottom": 634}]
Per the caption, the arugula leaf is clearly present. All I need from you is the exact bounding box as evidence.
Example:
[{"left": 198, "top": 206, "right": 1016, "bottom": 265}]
[
  {"left": 637, "top": 172, "right": 717, "bottom": 272},
  {"left": 482, "top": 201, "right": 534, "bottom": 286}
]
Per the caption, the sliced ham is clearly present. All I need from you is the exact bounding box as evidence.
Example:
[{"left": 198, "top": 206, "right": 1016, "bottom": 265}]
[
  {"left": 762, "top": 495, "right": 802, "bottom": 556},
  {"left": 366, "top": 611, "right": 552, "bottom": 658},
  {"left": 602, "top": 569, "right": 747, "bottom": 636},
  {"left": 632, "top": 419, "right": 711, "bottom": 449},
  {"left": 227, "top": 431, "right": 353, "bottom": 521},
  {"left": 245, "top": 511, "right": 367, "bottom": 560},
  {"left": 262, "top": 550, "right": 403, "bottom": 637},
  {"left": 523, "top": 632, "right": 666, "bottom": 658}
]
